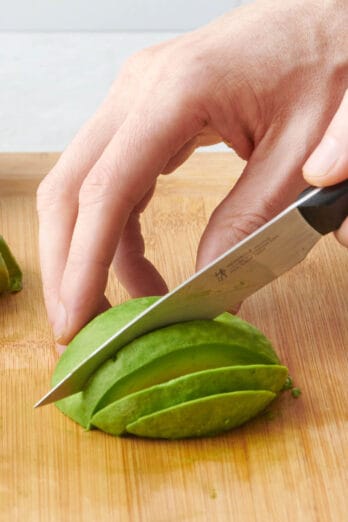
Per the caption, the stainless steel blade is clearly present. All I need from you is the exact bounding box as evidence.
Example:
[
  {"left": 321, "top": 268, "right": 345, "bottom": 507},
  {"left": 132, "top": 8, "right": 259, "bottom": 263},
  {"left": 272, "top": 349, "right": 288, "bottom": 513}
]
[{"left": 35, "top": 189, "right": 321, "bottom": 407}]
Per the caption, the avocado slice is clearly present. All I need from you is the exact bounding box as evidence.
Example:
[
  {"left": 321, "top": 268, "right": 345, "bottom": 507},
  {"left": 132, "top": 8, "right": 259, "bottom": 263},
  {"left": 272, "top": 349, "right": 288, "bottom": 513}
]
[
  {"left": 52, "top": 296, "right": 158, "bottom": 427},
  {"left": 0, "top": 236, "right": 22, "bottom": 293},
  {"left": 91, "top": 365, "right": 287, "bottom": 435},
  {"left": 0, "top": 253, "right": 10, "bottom": 294},
  {"left": 53, "top": 298, "right": 280, "bottom": 429},
  {"left": 53, "top": 296, "right": 158, "bottom": 381},
  {"left": 126, "top": 390, "right": 276, "bottom": 439},
  {"left": 94, "top": 343, "right": 281, "bottom": 413}
]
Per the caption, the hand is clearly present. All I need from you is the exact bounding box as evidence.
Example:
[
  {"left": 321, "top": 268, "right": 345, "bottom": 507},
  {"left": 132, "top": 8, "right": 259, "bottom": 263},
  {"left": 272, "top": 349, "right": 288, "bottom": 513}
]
[
  {"left": 303, "top": 89, "right": 348, "bottom": 246},
  {"left": 37, "top": 0, "right": 348, "bottom": 346}
]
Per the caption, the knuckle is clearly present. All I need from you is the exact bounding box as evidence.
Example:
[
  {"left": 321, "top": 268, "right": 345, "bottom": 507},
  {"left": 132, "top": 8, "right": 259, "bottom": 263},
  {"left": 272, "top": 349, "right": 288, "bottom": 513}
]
[
  {"left": 173, "top": 43, "right": 216, "bottom": 92},
  {"left": 78, "top": 161, "right": 138, "bottom": 212},
  {"left": 78, "top": 162, "right": 115, "bottom": 208},
  {"left": 36, "top": 171, "right": 66, "bottom": 213},
  {"left": 214, "top": 195, "right": 280, "bottom": 246},
  {"left": 227, "top": 212, "right": 269, "bottom": 244},
  {"left": 122, "top": 48, "right": 156, "bottom": 77}
]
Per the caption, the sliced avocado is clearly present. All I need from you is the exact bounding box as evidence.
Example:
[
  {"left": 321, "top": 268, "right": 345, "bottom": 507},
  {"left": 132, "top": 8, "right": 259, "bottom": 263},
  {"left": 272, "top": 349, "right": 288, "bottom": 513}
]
[
  {"left": 0, "top": 236, "right": 22, "bottom": 293},
  {"left": 126, "top": 390, "right": 276, "bottom": 439},
  {"left": 53, "top": 296, "right": 159, "bottom": 381},
  {"left": 91, "top": 365, "right": 287, "bottom": 435},
  {"left": 0, "top": 253, "right": 10, "bottom": 294},
  {"left": 53, "top": 298, "right": 280, "bottom": 429},
  {"left": 52, "top": 296, "right": 158, "bottom": 427},
  {"left": 94, "top": 345, "right": 282, "bottom": 414}
]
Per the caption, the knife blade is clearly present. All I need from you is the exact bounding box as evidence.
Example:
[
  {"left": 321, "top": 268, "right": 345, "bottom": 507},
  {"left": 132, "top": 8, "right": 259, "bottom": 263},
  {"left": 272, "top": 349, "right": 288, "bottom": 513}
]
[{"left": 35, "top": 179, "right": 348, "bottom": 407}]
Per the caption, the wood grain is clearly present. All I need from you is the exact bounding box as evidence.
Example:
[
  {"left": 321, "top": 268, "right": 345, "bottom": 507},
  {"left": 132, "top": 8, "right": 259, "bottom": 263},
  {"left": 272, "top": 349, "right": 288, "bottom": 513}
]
[{"left": 0, "top": 152, "right": 347, "bottom": 522}]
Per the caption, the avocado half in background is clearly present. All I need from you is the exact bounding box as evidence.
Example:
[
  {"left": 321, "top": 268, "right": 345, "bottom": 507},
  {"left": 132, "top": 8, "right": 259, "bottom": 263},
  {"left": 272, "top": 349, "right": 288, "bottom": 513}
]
[
  {"left": 0, "top": 235, "right": 22, "bottom": 295},
  {"left": 52, "top": 297, "right": 289, "bottom": 439}
]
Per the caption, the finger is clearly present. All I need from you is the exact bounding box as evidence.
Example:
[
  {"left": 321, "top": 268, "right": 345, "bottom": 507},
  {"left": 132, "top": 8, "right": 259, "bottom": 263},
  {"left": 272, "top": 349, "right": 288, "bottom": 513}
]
[
  {"left": 162, "top": 138, "right": 198, "bottom": 174},
  {"left": 37, "top": 107, "right": 118, "bottom": 323},
  {"left": 117, "top": 128, "right": 223, "bottom": 296},
  {"left": 112, "top": 184, "right": 168, "bottom": 296},
  {"left": 303, "top": 89, "right": 348, "bottom": 186},
  {"left": 56, "top": 96, "right": 206, "bottom": 343},
  {"left": 113, "top": 212, "right": 168, "bottom": 297},
  {"left": 335, "top": 218, "right": 348, "bottom": 247},
  {"left": 37, "top": 57, "right": 148, "bottom": 328},
  {"left": 196, "top": 121, "right": 312, "bottom": 277},
  {"left": 162, "top": 127, "right": 222, "bottom": 174},
  {"left": 55, "top": 295, "right": 111, "bottom": 354}
]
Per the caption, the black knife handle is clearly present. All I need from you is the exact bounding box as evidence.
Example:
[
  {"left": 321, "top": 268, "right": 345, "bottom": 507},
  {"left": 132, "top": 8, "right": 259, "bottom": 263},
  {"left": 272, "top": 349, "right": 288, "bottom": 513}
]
[{"left": 298, "top": 179, "right": 348, "bottom": 235}]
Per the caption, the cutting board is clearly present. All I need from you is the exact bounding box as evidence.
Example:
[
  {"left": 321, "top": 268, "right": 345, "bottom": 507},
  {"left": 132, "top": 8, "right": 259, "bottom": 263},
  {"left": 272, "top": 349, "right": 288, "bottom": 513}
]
[{"left": 0, "top": 152, "right": 347, "bottom": 522}]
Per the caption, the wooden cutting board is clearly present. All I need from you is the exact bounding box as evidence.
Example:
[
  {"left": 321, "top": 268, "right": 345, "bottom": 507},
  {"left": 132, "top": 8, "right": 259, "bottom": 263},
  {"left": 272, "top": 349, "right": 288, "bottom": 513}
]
[{"left": 0, "top": 152, "right": 347, "bottom": 522}]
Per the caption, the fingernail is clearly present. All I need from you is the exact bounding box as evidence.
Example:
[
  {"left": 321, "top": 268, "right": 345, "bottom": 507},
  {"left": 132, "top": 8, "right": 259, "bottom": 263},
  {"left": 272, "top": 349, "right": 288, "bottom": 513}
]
[
  {"left": 53, "top": 301, "right": 67, "bottom": 342},
  {"left": 304, "top": 136, "right": 340, "bottom": 177}
]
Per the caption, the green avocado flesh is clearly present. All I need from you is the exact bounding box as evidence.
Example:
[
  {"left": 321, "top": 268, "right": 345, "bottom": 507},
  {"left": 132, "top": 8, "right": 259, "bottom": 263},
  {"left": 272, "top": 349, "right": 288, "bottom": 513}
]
[
  {"left": 91, "top": 365, "right": 287, "bottom": 435},
  {"left": 94, "top": 343, "right": 279, "bottom": 414},
  {"left": 0, "top": 236, "right": 22, "bottom": 294},
  {"left": 52, "top": 297, "right": 288, "bottom": 439},
  {"left": 0, "top": 254, "right": 10, "bottom": 293},
  {"left": 126, "top": 391, "right": 275, "bottom": 439}
]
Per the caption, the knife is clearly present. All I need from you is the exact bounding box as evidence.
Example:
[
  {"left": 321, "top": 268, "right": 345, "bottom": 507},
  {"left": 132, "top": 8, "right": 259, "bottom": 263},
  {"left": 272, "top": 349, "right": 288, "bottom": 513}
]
[{"left": 35, "top": 179, "right": 348, "bottom": 408}]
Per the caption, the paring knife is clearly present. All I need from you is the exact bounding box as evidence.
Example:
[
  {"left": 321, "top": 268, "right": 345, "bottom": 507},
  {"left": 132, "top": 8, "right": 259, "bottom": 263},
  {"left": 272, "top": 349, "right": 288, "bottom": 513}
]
[{"left": 35, "top": 179, "right": 348, "bottom": 407}]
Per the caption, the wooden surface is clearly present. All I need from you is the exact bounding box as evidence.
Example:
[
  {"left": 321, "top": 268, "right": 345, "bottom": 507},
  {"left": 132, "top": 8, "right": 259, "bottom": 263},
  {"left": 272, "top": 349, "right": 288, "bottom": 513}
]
[{"left": 0, "top": 152, "right": 347, "bottom": 522}]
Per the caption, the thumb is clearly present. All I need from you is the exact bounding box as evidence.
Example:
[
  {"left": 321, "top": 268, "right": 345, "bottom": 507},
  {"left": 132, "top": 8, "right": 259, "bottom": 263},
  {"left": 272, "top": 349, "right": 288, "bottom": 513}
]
[
  {"left": 303, "top": 90, "right": 348, "bottom": 246},
  {"left": 303, "top": 89, "right": 348, "bottom": 187},
  {"left": 196, "top": 129, "right": 310, "bottom": 276}
]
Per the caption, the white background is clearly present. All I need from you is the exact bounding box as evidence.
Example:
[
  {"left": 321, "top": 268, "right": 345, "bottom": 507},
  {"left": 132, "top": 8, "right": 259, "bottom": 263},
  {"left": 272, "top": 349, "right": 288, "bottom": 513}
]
[
  {"left": 0, "top": 1, "right": 248, "bottom": 151},
  {"left": 0, "top": 1, "right": 249, "bottom": 31}
]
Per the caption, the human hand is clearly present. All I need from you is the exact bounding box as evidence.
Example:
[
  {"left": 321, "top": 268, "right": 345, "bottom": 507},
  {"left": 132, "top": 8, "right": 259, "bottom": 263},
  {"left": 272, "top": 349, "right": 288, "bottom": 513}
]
[
  {"left": 37, "top": 0, "right": 348, "bottom": 346},
  {"left": 303, "top": 89, "right": 348, "bottom": 246}
]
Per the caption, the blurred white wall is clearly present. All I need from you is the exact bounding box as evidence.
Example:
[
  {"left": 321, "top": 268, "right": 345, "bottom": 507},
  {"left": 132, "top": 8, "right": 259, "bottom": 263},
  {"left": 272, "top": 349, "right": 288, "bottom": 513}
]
[
  {"left": 0, "top": 1, "right": 250, "bottom": 31},
  {"left": 0, "top": 0, "right": 250, "bottom": 151}
]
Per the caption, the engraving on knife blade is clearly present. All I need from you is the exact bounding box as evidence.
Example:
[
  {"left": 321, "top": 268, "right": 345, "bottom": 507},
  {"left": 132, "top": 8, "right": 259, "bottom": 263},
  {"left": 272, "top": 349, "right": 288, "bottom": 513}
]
[
  {"left": 214, "top": 268, "right": 228, "bottom": 282},
  {"left": 213, "top": 234, "right": 279, "bottom": 281}
]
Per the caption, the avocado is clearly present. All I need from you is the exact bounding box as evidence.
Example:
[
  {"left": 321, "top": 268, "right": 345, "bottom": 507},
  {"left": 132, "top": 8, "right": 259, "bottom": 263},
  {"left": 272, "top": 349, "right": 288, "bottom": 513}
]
[
  {"left": 0, "top": 236, "right": 22, "bottom": 294},
  {"left": 53, "top": 298, "right": 280, "bottom": 428},
  {"left": 52, "top": 297, "right": 288, "bottom": 438},
  {"left": 93, "top": 342, "right": 280, "bottom": 414},
  {"left": 0, "top": 253, "right": 10, "bottom": 293},
  {"left": 91, "top": 365, "right": 287, "bottom": 435},
  {"left": 126, "top": 391, "right": 276, "bottom": 439}
]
